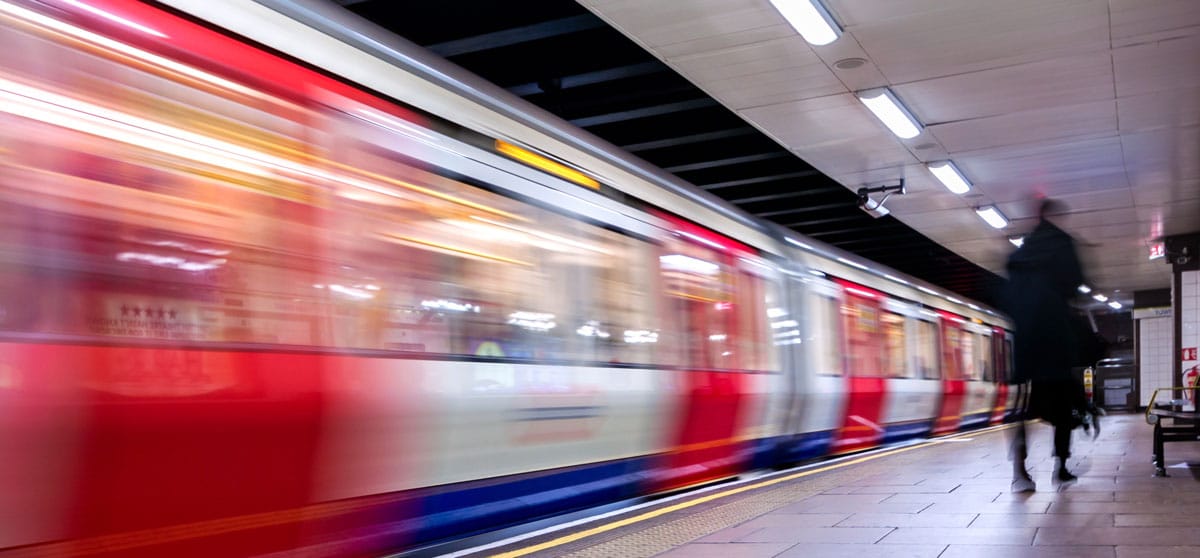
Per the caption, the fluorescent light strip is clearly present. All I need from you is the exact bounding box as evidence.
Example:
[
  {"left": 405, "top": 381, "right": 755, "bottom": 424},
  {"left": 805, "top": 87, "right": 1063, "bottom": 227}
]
[
  {"left": 857, "top": 88, "right": 922, "bottom": 139},
  {"left": 975, "top": 205, "right": 1008, "bottom": 229},
  {"left": 1077, "top": 285, "right": 1092, "bottom": 294},
  {"left": 1092, "top": 294, "right": 1108, "bottom": 302},
  {"left": 1008, "top": 236, "right": 1025, "bottom": 247},
  {"left": 927, "top": 161, "right": 971, "bottom": 194},
  {"left": 1108, "top": 301, "right": 1122, "bottom": 309},
  {"left": 768, "top": 0, "right": 841, "bottom": 46}
]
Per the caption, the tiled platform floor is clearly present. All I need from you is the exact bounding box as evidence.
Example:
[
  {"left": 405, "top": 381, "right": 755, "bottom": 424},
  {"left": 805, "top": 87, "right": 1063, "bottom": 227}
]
[{"left": 486, "top": 414, "right": 1200, "bottom": 558}]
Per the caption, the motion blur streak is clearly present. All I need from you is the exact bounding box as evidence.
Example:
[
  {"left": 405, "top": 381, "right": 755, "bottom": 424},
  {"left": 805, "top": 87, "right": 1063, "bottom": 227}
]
[{"left": 0, "top": 0, "right": 1016, "bottom": 556}]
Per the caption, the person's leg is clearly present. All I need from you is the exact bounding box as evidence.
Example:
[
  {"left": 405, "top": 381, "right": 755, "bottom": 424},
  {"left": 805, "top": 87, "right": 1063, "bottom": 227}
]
[
  {"left": 1054, "top": 424, "right": 1076, "bottom": 481},
  {"left": 1010, "top": 383, "right": 1035, "bottom": 491}
]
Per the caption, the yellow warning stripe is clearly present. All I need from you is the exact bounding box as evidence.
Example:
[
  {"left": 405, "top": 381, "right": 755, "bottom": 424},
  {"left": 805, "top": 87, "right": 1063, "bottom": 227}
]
[{"left": 490, "top": 424, "right": 1013, "bottom": 557}]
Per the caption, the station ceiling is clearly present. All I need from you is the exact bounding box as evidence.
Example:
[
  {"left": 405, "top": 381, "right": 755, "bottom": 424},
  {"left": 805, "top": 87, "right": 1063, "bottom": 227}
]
[{"left": 334, "top": 0, "right": 1200, "bottom": 306}]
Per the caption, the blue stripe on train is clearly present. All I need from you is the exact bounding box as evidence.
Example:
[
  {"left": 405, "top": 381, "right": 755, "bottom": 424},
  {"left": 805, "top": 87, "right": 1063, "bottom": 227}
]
[
  {"left": 881, "top": 420, "right": 933, "bottom": 444},
  {"left": 959, "top": 411, "right": 992, "bottom": 430},
  {"left": 778, "top": 430, "right": 836, "bottom": 463},
  {"left": 411, "top": 457, "right": 651, "bottom": 544}
]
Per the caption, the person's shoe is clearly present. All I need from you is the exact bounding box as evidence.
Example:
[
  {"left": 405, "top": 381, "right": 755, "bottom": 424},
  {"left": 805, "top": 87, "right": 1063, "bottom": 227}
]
[
  {"left": 1055, "top": 467, "right": 1078, "bottom": 483},
  {"left": 1011, "top": 477, "right": 1036, "bottom": 493}
]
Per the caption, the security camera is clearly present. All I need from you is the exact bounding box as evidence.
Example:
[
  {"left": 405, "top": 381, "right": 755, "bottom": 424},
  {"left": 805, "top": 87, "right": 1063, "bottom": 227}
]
[
  {"left": 856, "top": 179, "right": 905, "bottom": 219},
  {"left": 858, "top": 195, "right": 890, "bottom": 218}
]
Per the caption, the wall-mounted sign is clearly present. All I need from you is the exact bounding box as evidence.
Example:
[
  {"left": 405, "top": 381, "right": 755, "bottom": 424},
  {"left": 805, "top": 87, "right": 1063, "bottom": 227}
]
[
  {"left": 1185, "top": 347, "right": 1198, "bottom": 361},
  {"left": 1149, "top": 242, "right": 1165, "bottom": 260},
  {"left": 1133, "top": 307, "right": 1172, "bottom": 319}
]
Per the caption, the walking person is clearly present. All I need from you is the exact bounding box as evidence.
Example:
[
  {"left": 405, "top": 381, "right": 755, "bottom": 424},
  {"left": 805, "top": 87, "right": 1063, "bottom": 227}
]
[{"left": 1001, "top": 198, "right": 1086, "bottom": 492}]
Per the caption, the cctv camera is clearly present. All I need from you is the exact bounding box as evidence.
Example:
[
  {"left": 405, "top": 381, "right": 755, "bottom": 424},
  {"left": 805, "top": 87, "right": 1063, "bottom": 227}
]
[{"left": 858, "top": 196, "right": 890, "bottom": 218}]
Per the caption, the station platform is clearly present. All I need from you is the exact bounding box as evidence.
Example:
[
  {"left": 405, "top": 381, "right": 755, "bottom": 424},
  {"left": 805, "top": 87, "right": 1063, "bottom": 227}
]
[{"left": 452, "top": 414, "right": 1200, "bottom": 558}]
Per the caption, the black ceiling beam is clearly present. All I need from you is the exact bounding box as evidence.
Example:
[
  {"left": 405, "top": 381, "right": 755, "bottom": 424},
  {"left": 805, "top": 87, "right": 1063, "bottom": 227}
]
[
  {"left": 621, "top": 127, "right": 755, "bottom": 152},
  {"left": 781, "top": 215, "right": 865, "bottom": 228},
  {"left": 754, "top": 202, "right": 850, "bottom": 218},
  {"left": 728, "top": 188, "right": 845, "bottom": 205},
  {"left": 807, "top": 222, "right": 908, "bottom": 239},
  {"left": 699, "top": 169, "right": 823, "bottom": 191},
  {"left": 663, "top": 152, "right": 789, "bottom": 173},
  {"left": 569, "top": 98, "right": 718, "bottom": 127},
  {"left": 508, "top": 61, "right": 666, "bottom": 96},
  {"left": 427, "top": 14, "right": 605, "bottom": 57}
]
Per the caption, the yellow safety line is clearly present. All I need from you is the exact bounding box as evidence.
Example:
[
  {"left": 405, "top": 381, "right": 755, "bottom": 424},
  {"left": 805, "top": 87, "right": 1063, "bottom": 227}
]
[{"left": 490, "top": 424, "right": 1013, "bottom": 558}]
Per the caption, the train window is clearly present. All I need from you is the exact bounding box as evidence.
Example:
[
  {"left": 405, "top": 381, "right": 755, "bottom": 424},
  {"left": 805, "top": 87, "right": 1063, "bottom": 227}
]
[
  {"left": 940, "top": 324, "right": 964, "bottom": 381},
  {"left": 0, "top": 21, "right": 326, "bottom": 346},
  {"left": 881, "top": 311, "right": 908, "bottom": 378},
  {"left": 735, "top": 268, "right": 778, "bottom": 371},
  {"left": 959, "top": 331, "right": 979, "bottom": 381},
  {"left": 978, "top": 333, "right": 994, "bottom": 382},
  {"left": 806, "top": 291, "right": 842, "bottom": 376},
  {"left": 318, "top": 121, "right": 664, "bottom": 364},
  {"left": 913, "top": 319, "right": 940, "bottom": 379},
  {"left": 659, "top": 239, "right": 736, "bottom": 370},
  {"left": 842, "top": 291, "right": 883, "bottom": 377}
]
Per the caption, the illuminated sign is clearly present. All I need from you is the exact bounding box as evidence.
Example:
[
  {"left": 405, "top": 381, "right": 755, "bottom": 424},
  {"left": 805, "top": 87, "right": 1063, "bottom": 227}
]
[{"left": 1150, "top": 242, "right": 1165, "bottom": 260}]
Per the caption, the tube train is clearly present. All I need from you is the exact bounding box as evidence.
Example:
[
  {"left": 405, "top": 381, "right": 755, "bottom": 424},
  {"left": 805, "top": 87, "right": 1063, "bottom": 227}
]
[{"left": 0, "top": 0, "right": 1017, "bottom": 556}]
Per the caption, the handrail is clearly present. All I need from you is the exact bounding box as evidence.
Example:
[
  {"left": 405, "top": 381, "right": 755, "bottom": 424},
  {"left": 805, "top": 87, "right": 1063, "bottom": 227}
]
[{"left": 1145, "top": 385, "right": 1200, "bottom": 424}]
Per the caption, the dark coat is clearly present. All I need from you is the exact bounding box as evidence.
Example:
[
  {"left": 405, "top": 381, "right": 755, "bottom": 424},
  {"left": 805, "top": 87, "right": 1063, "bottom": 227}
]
[{"left": 1001, "top": 219, "right": 1085, "bottom": 385}]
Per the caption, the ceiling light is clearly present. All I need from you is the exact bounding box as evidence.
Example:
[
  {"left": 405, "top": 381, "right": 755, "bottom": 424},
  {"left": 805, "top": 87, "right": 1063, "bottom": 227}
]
[
  {"left": 974, "top": 205, "right": 1008, "bottom": 229},
  {"left": 1008, "top": 236, "right": 1025, "bottom": 248},
  {"left": 1093, "top": 294, "right": 1108, "bottom": 302},
  {"left": 927, "top": 161, "right": 971, "bottom": 194},
  {"left": 769, "top": 0, "right": 842, "bottom": 46},
  {"left": 1108, "top": 301, "right": 1122, "bottom": 309},
  {"left": 857, "top": 88, "right": 923, "bottom": 139},
  {"left": 1078, "top": 285, "right": 1091, "bottom": 294}
]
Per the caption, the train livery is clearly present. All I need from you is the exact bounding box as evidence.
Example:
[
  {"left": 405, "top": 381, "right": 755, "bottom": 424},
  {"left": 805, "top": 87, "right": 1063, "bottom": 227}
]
[{"left": 0, "top": 0, "right": 1016, "bottom": 556}]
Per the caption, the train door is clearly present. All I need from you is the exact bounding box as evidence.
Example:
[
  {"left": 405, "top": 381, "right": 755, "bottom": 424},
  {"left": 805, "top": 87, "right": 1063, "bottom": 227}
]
[
  {"left": 878, "top": 301, "right": 940, "bottom": 443},
  {"left": 959, "top": 322, "right": 996, "bottom": 429},
  {"left": 830, "top": 281, "right": 887, "bottom": 453},
  {"left": 781, "top": 271, "right": 845, "bottom": 461},
  {"left": 993, "top": 326, "right": 1012, "bottom": 422},
  {"left": 931, "top": 311, "right": 967, "bottom": 435},
  {"left": 651, "top": 217, "right": 769, "bottom": 491}
]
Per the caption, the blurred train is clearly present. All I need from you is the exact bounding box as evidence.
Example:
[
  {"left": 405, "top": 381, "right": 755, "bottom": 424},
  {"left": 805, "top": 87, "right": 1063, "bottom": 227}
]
[{"left": 0, "top": 0, "right": 1017, "bottom": 556}]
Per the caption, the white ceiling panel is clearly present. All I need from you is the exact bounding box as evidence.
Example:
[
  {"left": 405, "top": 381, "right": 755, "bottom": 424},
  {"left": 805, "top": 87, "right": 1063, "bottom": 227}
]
[
  {"left": 929, "top": 100, "right": 1116, "bottom": 153},
  {"left": 956, "top": 136, "right": 1127, "bottom": 195},
  {"left": 1122, "top": 127, "right": 1200, "bottom": 181},
  {"left": 1110, "top": 0, "right": 1200, "bottom": 47},
  {"left": 896, "top": 52, "right": 1114, "bottom": 124},
  {"left": 1136, "top": 199, "right": 1200, "bottom": 236},
  {"left": 846, "top": 0, "right": 1110, "bottom": 83},
  {"left": 1118, "top": 87, "right": 1200, "bottom": 133},
  {"left": 1131, "top": 178, "right": 1200, "bottom": 206},
  {"left": 1113, "top": 33, "right": 1200, "bottom": 98},
  {"left": 669, "top": 37, "right": 844, "bottom": 109},
  {"left": 583, "top": 0, "right": 1200, "bottom": 296},
  {"left": 739, "top": 94, "right": 918, "bottom": 174}
]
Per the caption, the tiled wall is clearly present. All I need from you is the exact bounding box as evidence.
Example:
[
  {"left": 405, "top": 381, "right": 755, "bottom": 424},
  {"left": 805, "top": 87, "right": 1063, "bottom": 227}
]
[
  {"left": 1184, "top": 271, "right": 1200, "bottom": 392},
  {"left": 1140, "top": 316, "right": 1174, "bottom": 406}
]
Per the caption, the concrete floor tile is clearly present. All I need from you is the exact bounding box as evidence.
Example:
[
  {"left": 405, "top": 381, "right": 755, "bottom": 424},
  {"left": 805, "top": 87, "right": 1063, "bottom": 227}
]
[
  {"left": 655, "top": 542, "right": 795, "bottom": 558},
  {"left": 694, "top": 526, "right": 763, "bottom": 543},
  {"left": 1114, "top": 513, "right": 1200, "bottom": 527},
  {"left": 940, "top": 545, "right": 1115, "bottom": 558},
  {"left": 884, "top": 492, "right": 999, "bottom": 504},
  {"left": 1035, "top": 527, "right": 1200, "bottom": 546},
  {"left": 736, "top": 526, "right": 893, "bottom": 544},
  {"left": 775, "top": 543, "right": 945, "bottom": 558},
  {"left": 921, "top": 501, "right": 1050, "bottom": 514},
  {"left": 837, "top": 512, "right": 976, "bottom": 527},
  {"left": 778, "top": 501, "right": 931, "bottom": 514},
  {"left": 880, "top": 526, "right": 1036, "bottom": 545},
  {"left": 1116, "top": 546, "right": 1200, "bottom": 558},
  {"left": 969, "top": 513, "right": 1113, "bottom": 528}
]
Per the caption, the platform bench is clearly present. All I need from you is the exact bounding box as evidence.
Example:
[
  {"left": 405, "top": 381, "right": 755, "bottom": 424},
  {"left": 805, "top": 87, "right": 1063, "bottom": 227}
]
[{"left": 1146, "top": 387, "right": 1200, "bottom": 477}]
